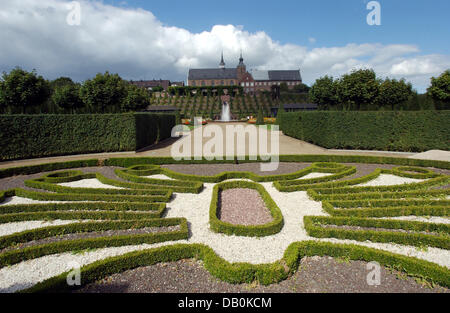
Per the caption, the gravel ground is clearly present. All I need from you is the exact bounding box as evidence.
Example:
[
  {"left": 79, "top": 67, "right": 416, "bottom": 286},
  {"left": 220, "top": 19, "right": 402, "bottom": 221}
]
[
  {"left": 377, "top": 216, "right": 450, "bottom": 224},
  {"left": 357, "top": 174, "right": 424, "bottom": 187},
  {"left": 59, "top": 179, "right": 125, "bottom": 189},
  {"left": 1, "top": 226, "right": 181, "bottom": 254},
  {"left": 218, "top": 188, "right": 273, "bottom": 226},
  {"left": 75, "top": 257, "right": 448, "bottom": 293},
  {"left": 0, "top": 220, "right": 87, "bottom": 237},
  {"left": 161, "top": 162, "right": 312, "bottom": 176}
]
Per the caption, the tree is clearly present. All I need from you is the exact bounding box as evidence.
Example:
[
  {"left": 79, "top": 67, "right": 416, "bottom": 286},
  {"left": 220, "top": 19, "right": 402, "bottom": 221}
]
[
  {"left": 51, "top": 83, "right": 83, "bottom": 113},
  {"left": 275, "top": 102, "right": 285, "bottom": 125},
  {"left": 309, "top": 76, "right": 338, "bottom": 110},
  {"left": 427, "top": 70, "right": 450, "bottom": 110},
  {"left": 79, "top": 72, "right": 128, "bottom": 113},
  {"left": 256, "top": 106, "right": 264, "bottom": 125},
  {"left": 292, "top": 83, "right": 310, "bottom": 93},
  {"left": 279, "top": 82, "right": 289, "bottom": 92},
  {"left": 0, "top": 67, "right": 51, "bottom": 114},
  {"left": 377, "top": 78, "right": 413, "bottom": 110},
  {"left": 122, "top": 84, "right": 150, "bottom": 112},
  {"left": 336, "top": 69, "right": 380, "bottom": 110}
]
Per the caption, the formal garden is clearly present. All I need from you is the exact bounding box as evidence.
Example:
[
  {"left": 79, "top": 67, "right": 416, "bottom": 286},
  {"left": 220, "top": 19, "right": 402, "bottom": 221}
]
[
  {"left": 0, "top": 153, "right": 448, "bottom": 293},
  {"left": 0, "top": 67, "right": 449, "bottom": 293}
]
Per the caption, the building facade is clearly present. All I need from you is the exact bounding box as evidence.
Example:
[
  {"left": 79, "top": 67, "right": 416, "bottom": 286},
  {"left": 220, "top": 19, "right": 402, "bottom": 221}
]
[{"left": 188, "top": 53, "right": 302, "bottom": 93}]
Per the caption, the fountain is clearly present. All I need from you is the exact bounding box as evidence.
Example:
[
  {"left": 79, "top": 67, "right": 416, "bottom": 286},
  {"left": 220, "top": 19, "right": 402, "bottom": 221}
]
[{"left": 221, "top": 102, "right": 231, "bottom": 122}]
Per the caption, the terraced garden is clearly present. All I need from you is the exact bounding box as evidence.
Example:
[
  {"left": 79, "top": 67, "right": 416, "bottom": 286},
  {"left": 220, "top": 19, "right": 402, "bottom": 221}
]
[{"left": 0, "top": 156, "right": 449, "bottom": 293}]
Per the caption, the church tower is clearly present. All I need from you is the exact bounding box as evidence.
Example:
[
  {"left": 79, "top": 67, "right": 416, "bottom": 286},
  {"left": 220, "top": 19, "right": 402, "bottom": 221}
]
[
  {"left": 219, "top": 52, "right": 225, "bottom": 69},
  {"left": 237, "top": 52, "right": 246, "bottom": 81}
]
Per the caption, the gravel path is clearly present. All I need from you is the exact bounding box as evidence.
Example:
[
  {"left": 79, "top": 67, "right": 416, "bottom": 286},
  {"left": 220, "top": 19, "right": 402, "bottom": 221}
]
[
  {"left": 58, "top": 179, "right": 125, "bottom": 189},
  {"left": 357, "top": 174, "right": 424, "bottom": 187},
  {"left": 75, "top": 257, "right": 448, "bottom": 293},
  {"left": 162, "top": 162, "right": 312, "bottom": 176},
  {"left": 0, "top": 220, "right": 87, "bottom": 237},
  {"left": 1, "top": 226, "right": 181, "bottom": 254},
  {"left": 218, "top": 188, "right": 273, "bottom": 225}
]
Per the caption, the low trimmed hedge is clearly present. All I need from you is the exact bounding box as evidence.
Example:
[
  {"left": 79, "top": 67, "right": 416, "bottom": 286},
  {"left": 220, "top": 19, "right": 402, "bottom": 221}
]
[
  {"left": 304, "top": 216, "right": 449, "bottom": 250},
  {"left": 0, "top": 218, "right": 189, "bottom": 268},
  {"left": 279, "top": 111, "right": 450, "bottom": 152},
  {"left": 24, "top": 241, "right": 450, "bottom": 293},
  {"left": 0, "top": 113, "right": 176, "bottom": 161},
  {"left": 0, "top": 218, "right": 183, "bottom": 250},
  {"left": 0, "top": 159, "right": 100, "bottom": 179},
  {"left": 122, "top": 162, "right": 354, "bottom": 183},
  {"left": 115, "top": 168, "right": 204, "bottom": 193},
  {"left": 209, "top": 181, "right": 284, "bottom": 237}
]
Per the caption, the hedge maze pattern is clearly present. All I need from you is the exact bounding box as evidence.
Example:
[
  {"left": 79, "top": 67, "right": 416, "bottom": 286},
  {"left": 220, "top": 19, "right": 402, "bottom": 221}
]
[{"left": 0, "top": 158, "right": 449, "bottom": 292}]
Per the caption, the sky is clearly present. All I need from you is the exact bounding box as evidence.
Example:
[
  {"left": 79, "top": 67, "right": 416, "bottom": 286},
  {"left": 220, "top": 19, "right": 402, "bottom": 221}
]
[{"left": 0, "top": 0, "right": 449, "bottom": 92}]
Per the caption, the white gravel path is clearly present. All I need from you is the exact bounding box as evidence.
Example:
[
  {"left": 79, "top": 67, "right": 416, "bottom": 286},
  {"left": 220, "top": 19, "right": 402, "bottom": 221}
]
[
  {"left": 145, "top": 174, "right": 175, "bottom": 180},
  {"left": 58, "top": 179, "right": 125, "bottom": 189},
  {"left": 377, "top": 216, "right": 450, "bottom": 224},
  {"left": 0, "top": 196, "right": 65, "bottom": 206},
  {"left": 0, "top": 175, "right": 448, "bottom": 293},
  {"left": 356, "top": 174, "right": 423, "bottom": 187},
  {"left": 0, "top": 220, "right": 88, "bottom": 237},
  {"left": 296, "top": 172, "right": 332, "bottom": 180}
]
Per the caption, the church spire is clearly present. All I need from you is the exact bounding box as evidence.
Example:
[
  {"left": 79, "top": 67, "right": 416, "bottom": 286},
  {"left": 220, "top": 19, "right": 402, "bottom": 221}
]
[{"left": 219, "top": 51, "right": 225, "bottom": 69}]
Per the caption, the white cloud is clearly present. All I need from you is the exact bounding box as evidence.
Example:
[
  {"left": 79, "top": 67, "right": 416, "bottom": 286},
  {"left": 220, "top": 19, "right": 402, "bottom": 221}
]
[
  {"left": 0, "top": 0, "right": 449, "bottom": 92},
  {"left": 308, "top": 37, "right": 316, "bottom": 44}
]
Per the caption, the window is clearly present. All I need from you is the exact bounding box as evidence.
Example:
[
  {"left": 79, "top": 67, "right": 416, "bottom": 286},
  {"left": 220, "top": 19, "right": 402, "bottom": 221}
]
[
  {"left": 211, "top": 81, "right": 215, "bottom": 86},
  {"left": 221, "top": 80, "right": 224, "bottom": 85},
  {"left": 246, "top": 82, "right": 249, "bottom": 87},
  {"left": 241, "top": 82, "right": 245, "bottom": 87},
  {"left": 250, "top": 82, "right": 254, "bottom": 86},
  {"left": 201, "top": 81, "right": 205, "bottom": 86},
  {"left": 192, "top": 81, "right": 196, "bottom": 86}
]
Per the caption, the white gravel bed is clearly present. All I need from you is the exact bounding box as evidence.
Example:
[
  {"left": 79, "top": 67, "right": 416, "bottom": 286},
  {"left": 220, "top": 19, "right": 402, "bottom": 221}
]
[
  {"left": 1, "top": 176, "right": 448, "bottom": 292},
  {"left": 376, "top": 216, "right": 450, "bottom": 224},
  {"left": 356, "top": 174, "right": 424, "bottom": 187},
  {"left": 144, "top": 174, "right": 175, "bottom": 180},
  {"left": 0, "top": 196, "right": 65, "bottom": 206},
  {"left": 0, "top": 220, "right": 89, "bottom": 237},
  {"left": 297, "top": 172, "right": 332, "bottom": 180},
  {"left": 58, "top": 179, "right": 125, "bottom": 189}
]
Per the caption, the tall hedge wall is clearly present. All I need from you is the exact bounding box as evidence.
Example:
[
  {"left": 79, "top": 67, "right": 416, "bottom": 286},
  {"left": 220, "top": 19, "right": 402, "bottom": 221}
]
[
  {"left": 279, "top": 111, "right": 450, "bottom": 152},
  {"left": 0, "top": 113, "right": 176, "bottom": 161}
]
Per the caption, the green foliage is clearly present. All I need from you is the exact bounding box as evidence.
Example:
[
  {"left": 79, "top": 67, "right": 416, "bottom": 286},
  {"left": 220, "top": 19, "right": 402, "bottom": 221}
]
[
  {"left": 0, "top": 113, "right": 175, "bottom": 160},
  {"left": 309, "top": 75, "right": 338, "bottom": 110},
  {"left": 292, "top": 83, "right": 310, "bottom": 93},
  {"left": 51, "top": 83, "right": 83, "bottom": 113},
  {"left": 79, "top": 72, "right": 128, "bottom": 113},
  {"left": 337, "top": 69, "right": 380, "bottom": 110},
  {"left": 280, "top": 110, "right": 450, "bottom": 152},
  {"left": 256, "top": 106, "right": 264, "bottom": 125},
  {"left": 377, "top": 78, "right": 414, "bottom": 110},
  {"left": 0, "top": 67, "right": 51, "bottom": 114},
  {"left": 427, "top": 70, "right": 450, "bottom": 110},
  {"left": 123, "top": 84, "right": 149, "bottom": 112}
]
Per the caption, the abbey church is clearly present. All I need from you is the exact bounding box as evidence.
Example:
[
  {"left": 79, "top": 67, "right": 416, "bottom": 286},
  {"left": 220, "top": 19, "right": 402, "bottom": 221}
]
[{"left": 187, "top": 53, "right": 302, "bottom": 94}]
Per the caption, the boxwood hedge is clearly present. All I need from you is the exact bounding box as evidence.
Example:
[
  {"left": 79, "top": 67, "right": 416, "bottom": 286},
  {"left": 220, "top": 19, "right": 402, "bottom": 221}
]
[
  {"left": 279, "top": 111, "right": 450, "bottom": 152},
  {"left": 0, "top": 113, "right": 176, "bottom": 161}
]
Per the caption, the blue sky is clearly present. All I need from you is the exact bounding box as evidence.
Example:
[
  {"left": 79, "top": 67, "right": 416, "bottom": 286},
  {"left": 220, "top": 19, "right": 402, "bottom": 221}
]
[
  {"left": 105, "top": 0, "right": 450, "bottom": 54},
  {"left": 0, "top": 0, "right": 449, "bottom": 92}
]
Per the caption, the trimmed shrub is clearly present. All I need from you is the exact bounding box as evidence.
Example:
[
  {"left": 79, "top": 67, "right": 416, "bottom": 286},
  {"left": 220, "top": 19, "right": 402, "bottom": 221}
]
[
  {"left": 0, "top": 113, "right": 176, "bottom": 160},
  {"left": 279, "top": 111, "right": 450, "bottom": 152}
]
